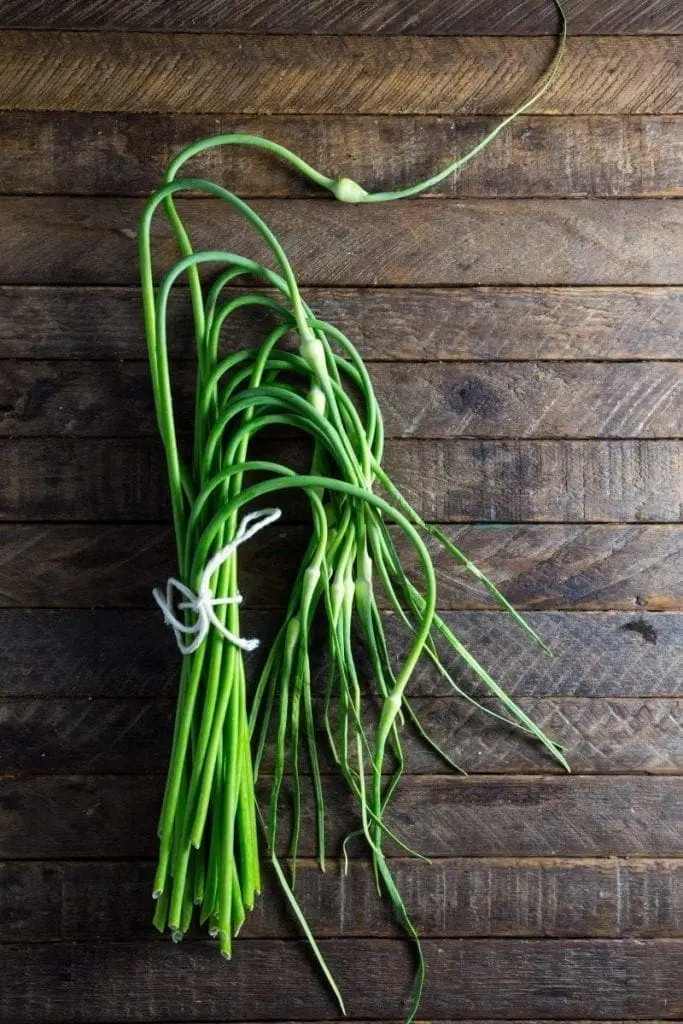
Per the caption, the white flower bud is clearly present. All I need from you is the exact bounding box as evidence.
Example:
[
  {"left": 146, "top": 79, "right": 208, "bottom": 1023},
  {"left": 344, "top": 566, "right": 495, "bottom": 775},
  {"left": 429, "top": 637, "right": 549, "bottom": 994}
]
[{"left": 332, "top": 177, "right": 369, "bottom": 203}]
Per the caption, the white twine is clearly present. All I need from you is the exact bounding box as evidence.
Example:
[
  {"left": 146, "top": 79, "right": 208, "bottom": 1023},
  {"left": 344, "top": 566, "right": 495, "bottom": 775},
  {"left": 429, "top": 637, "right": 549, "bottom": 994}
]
[{"left": 153, "top": 507, "right": 282, "bottom": 655}]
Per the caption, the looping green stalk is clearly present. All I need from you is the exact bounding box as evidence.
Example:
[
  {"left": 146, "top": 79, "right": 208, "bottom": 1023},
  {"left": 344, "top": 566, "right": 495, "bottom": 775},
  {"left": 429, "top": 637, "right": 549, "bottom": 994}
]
[{"left": 140, "top": 6, "right": 568, "bottom": 1019}]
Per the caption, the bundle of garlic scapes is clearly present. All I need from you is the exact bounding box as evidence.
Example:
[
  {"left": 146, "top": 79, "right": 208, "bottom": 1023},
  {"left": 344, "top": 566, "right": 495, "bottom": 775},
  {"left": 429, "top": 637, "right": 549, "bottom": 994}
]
[{"left": 139, "top": 4, "right": 567, "bottom": 1018}]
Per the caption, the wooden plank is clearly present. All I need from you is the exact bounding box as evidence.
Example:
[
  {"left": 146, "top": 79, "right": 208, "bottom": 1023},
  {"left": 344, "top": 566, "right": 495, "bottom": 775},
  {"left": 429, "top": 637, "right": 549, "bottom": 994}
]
[
  {"left": 0, "top": 610, "right": 678, "bottom": 700},
  {"left": 0, "top": 525, "right": 177, "bottom": 609},
  {"left": 1, "top": 938, "right": 681, "bottom": 1020},
  {"left": 389, "top": 697, "right": 683, "bottom": 774},
  {"left": 0, "top": 524, "right": 679, "bottom": 610},
  {"left": 0, "top": 0, "right": 680, "bottom": 33},
  {"left": 2, "top": 858, "right": 680, "bottom": 941},
  {"left": 2, "top": 362, "right": 681, "bottom": 438},
  {"left": 0, "top": 775, "right": 681, "bottom": 859},
  {"left": 3, "top": 439, "right": 680, "bottom": 522},
  {"left": 0, "top": 438, "right": 173, "bottom": 521},
  {"left": 2, "top": 112, "right": 681, "bottom": 199},
  {"left": 2, "top": 285, "right": 680, "bottom": 361},
  {"left": 383, "top": 440, "right": 681, "bottom": 521},
  {"left": 1, "top": 697, "right": 680, "bottom": 775},
  {"left": 1, "top": 198, "right": 681, "bottom": 287},
  {"left": 411, "top": 524, "right": 683, "bottom": 612},
  {"left": 0, "top": 36, "right": 680, "bottom": 117},
  {"left": 375, "top": 363, "right": 683, "bottom": 439},
  {"left": 0, "top": 1020, "right": 661, "bottom": 1024},
  {"left": 407, "top": 612, "right": 683, "bottom": 699},
  {"left": 7, "top": 198, "right": 683, "bottom": 290}
]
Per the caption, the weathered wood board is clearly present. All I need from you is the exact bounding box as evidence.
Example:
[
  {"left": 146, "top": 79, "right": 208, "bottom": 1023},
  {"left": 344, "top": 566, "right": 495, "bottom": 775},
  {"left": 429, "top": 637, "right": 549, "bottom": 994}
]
[
  {"left": 0, "top": 6, "right": 680, "bottom": 1024},
  {"left": 1, "top": 0, "right": 681, "bottom": 33}
]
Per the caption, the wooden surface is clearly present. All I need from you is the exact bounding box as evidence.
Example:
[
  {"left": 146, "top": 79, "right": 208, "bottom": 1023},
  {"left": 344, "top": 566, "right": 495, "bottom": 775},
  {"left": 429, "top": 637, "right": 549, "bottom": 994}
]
[
  {"left": 3, "top": 197, "right": 683, "bottom": 286},
  {"left": 0, "top": 0, "right": 680, "bottom": 33},
  {"left": 0, "top": 0, "right": 681, "bottom": 33},
  {"left": 0, "top": 4, "right": 681, "bottom": 1024},
  {"left": 1, "top": 35, "right": 682, "bottom": 115}
]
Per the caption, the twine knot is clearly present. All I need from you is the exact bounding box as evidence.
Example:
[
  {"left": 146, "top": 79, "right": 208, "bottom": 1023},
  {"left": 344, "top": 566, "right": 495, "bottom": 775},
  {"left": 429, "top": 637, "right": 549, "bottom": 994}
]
[{"left": 153, "top": 508, "right": 282, "bottom": 655}]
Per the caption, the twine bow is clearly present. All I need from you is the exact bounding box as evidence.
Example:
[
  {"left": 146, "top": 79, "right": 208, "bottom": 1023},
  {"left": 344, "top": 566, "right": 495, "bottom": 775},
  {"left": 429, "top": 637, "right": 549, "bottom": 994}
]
[{"left": 153, "top": 508, "right": 282, "bottom": 655}]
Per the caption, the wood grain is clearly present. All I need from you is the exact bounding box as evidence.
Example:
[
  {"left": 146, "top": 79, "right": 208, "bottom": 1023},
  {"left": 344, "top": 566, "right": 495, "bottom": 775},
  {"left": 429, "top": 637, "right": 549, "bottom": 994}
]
[
  {"left": 1, "top": 35, "right": 681, "bottom": 116},
  {"left": 1, "top": 0, "right": 680, "bottom": 33},
  {"left": 410, "top": 524, "right": 683, "bottom": 612},
  {"left": 2, "top": 937, "right": 682, "bottom": 1020},
  {"left": 3, "top": 112, "right": 681, "bottom": 199},
  {"left": 2, "top": 858, "right": 680, "bottom": 941},
  {"left": 2, "top": 197, "right": 681, "bottom": 287},
  {"left": 2, "top": 697, "right": 680, "bottom": 775},
  {"left": 375, "top": 363, "right": 683, "bottom": 439},
  {"left": 2, "top": 6, "right": 681, "bottom": 1023},
  {"left": 2, "top": 362, "right": 680, "bottom": 438},
  {"left": 1, "top": 610, "right": 678, "bottom": 700},
  {"left": 3, "top": 438, "right": 680, "bottom": 523},
  {"left": 0, "top": 524, "right": 678, "bottom": 610},
  {"left": 405, "top": 612, "right": 683, "bottom": 698},
  {"left": 0, "top": 1020, "right": 659, "bottom": 1024},
  {"left": 2, "top": 285, "right": 680, "bottom": 361},
  {"left": 1, "top": 775, "right": 681, "bottom": 858}
]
